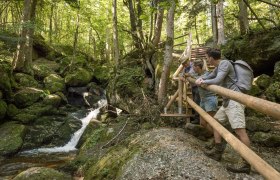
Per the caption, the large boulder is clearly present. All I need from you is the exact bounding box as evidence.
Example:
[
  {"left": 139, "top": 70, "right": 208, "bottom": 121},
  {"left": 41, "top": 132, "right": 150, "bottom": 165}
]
[
  {"left": 13, "top": 88, "right": 45, "bottom": 108},
  {"left": 32, "top": 58, "right": 60, "bottom": 79},
  {"left": 43, "top": 74, "right": 65, "bottom": 93},
  {"left": 0, "top": 61, "right": 13, "bottom": 98},
  {"left": 65, "top": 68, "right": 93, "bottom": 87},
  {"left": 13, "top": 167, "right": 71, "bottom": 180},
  {"left": 0, "top": 122, "right": 26, "bottom": 156}
]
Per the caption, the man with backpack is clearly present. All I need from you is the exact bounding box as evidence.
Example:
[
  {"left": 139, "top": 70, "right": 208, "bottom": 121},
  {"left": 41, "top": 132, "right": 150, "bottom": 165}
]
[{"left": 195, "top": 48, "right": 251, "bottom": 174}]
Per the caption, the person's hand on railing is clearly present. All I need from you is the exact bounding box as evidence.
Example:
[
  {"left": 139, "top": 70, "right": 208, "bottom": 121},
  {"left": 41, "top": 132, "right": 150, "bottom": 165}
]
[
  {"left": 195, "top": 78, "right": 204, "bottom": 85},
  {"left": 179, "top": 76, "right": 186, "bottom": 82}
]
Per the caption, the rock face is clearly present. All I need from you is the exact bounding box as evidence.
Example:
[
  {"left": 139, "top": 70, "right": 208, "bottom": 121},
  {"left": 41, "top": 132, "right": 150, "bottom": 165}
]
[{"left": 84, "top": 128, "right": 262, "bottom": 180}]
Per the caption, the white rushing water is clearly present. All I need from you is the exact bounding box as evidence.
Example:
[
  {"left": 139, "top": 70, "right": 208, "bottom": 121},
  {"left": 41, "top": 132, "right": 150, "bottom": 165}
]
[{"left": 23, "top": 99, "right": 107, "bottom": 154}]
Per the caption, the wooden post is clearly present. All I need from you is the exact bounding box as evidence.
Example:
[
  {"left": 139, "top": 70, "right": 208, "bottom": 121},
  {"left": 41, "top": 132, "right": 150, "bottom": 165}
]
[
  {"left": 172, "top": 64, "right": 184, "bottom": 79},
  {"left": 164, "top": 90, "right": 179, "bottom": 113},
  {"left": 178, "top": 79, "right": 183, "bottom": 114},
  {"left": 186, "top": 97, "right": 280, "bottom": 179},
  {"left": 187, "top": 77, "right": 280, "bottom": 120}
]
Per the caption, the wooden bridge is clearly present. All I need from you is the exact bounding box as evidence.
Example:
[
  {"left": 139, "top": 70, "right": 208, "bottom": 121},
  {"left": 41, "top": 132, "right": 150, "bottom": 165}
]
[{"left": 161, "top": 39, "right": 280, "bottom": 179}]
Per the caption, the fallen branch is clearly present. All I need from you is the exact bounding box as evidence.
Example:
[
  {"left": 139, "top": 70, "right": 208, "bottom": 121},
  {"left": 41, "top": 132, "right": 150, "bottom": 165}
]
[{"left": 101, "top": 120, "right": 128, "bottom": 149}]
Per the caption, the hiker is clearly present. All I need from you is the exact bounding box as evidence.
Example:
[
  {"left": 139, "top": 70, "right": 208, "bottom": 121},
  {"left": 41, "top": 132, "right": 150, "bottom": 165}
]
[
  {"left": 180, "top": 59, "right": 200, "bottom": 124},
  {"left": 192, "top": 59, "right": 217, "bottom": 133},
  {"left": 195, "top": 48, "right": 251, "bottom": 174}
]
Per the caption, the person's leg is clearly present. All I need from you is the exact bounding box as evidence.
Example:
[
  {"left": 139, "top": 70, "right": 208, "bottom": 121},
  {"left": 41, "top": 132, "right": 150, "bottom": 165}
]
[
  {"left": 204, "top": 106, "right": 227, "bottom": 161},
  {"left": 225, "top": 100, "right": 251, "bottom": 173},
  {"left": 191, "top": 86, "right": 200, "bottom": 124}
]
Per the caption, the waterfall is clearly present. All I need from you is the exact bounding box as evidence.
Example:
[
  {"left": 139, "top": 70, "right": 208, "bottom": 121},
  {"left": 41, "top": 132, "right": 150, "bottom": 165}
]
[{"left": 23, "top": 99, "right": 107, "bottom": 154}]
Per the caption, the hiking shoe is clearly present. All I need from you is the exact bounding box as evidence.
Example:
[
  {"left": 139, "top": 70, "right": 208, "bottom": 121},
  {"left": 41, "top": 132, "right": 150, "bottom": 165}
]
[
  {"left": 204, "top": 143, "right": 226, "bottom": 161},
  {"left": 204, "top": 139, "right": 215, "bottom": 150},
  {"left": 226, "top": 161, "right": 251, "bottom": 174}
]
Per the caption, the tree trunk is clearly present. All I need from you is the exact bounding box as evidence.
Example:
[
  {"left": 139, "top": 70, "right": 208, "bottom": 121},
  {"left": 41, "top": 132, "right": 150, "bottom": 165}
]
[
  {"left": 49, "top": 1, "right": 54, "bottom": 44},
  {"left": 238, "top": 0, "right": 249, "bottom": 35},
  {"left": 194, "top": 16, "right": 200, "bottom": 45},
  {"left": 158, "top": 0, "right": 175, "bottom": 103},
  {"left": 152, "top": 1, "right": 164, "bottom": 46},
  {"left": 216, "top": 0, "right": 225, "bottom": 45},
  {"left": 73, "top": 12, "right": 79, "bottom": 56},
  {"left": 13, "top": 0, "right": 37, "bottom": 74},
  {"left": 125, "top": 0, "right": 142, "bottom": 49},
  {"left": 211, "top": 2, "right": 218, "bottom": 47},
  {"left": 112, "top": 0, "right": 119, "bottom": 68}
]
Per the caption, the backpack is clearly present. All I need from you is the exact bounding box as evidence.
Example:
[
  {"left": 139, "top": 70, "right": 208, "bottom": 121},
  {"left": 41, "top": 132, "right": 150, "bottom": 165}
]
[{"left": 230, "top": 60, "right": 254, "bottom": 93}]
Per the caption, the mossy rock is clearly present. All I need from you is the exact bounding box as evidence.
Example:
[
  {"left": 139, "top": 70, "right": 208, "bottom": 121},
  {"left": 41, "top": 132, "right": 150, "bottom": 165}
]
[
  {"left": 22, "top": 115, "right": 81, "bottom": 149},
  {"left": 246, "top": 116, "right": 272, "bottom": 132},
  {"left": 12, "top": 102, "right": 54, "bottom": 123},
  {"left": 0, "top": 100, "right": 7, "bottom": 120},
  {"left": 44, "top": 74, "right": 65, "bottom": 93},
  {"left": 14, "top": 88, "right": 46, "bottom": 108},
  {"left": 0, "top": 122, "right": 26, "bottom": 156},
  {"left": 264, "top": 82, "right": 280, "bottom": 102},
  {"left": 252, "top": 132, "right": 280, "bottom": 147},
  {"left": 6, "top": 103, "right": 20, "bottom": 118},
  {"left": 32, "top": 58, "right": 60, "bottom": 79},
  {"left": 247, "top": 84, "right": 262, "bottom": 96},
  {"left": 255, "top": 74, "right": 271, "bottom": 89},
  {"left": 0, "top": 90, "right": 2, "bottom": 99},
  {"left": 65, "top": 68, "right": 93, "bottom": 86},
  {"left": 92, "top": 65, "right": 111, "bottom": 83},
  {"left": 13, "top": 167, "right": 71, "bottom": 180},
  {"left": 55, "top": 92, "right": 68, "bottom": 104},
  {"left": 273, "top": 61, "right": 280, "bottom": 82},
  {"left": 0, "top": 71, "right": 12, "bottom": 97},
  {"left": 42, "top": 94, "right": 61, "bottom": 107},
  {"left": 14, "top": 73, "right": 39, "bottom": 88}
]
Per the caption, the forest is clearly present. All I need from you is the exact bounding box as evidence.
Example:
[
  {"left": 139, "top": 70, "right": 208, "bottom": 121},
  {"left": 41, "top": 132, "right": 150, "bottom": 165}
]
[{"left": 0, "top": 0, "right": 280, "bottom": 179}]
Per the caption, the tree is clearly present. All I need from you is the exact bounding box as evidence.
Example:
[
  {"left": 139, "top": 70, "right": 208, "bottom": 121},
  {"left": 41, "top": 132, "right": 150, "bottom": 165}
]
[
  {"left": 158, "top": 0, "right": 175, "bottom": 103},
  {"left": 12, "top": 0, "right": 38, "bottom": 74},
  {"left": 238, "top": 0, "right": 249, "bottom": 35},
  {"left": 216, "top": 0, "right": 225, "bottom": 45},
  {"left": 112, "top": 0, "right": 119, "bottom": 68},
  {"left": 210, "top": 1, "right": 218, "bottom": 46}
]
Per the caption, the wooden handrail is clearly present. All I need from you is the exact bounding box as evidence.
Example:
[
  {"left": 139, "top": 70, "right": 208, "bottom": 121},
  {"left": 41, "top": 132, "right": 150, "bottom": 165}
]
[
  {"left": 186, "top": 97, "right": 280, "bottom": 179},
  {"left": 187, "top": 77, "right": 280, "bottom": 120}
]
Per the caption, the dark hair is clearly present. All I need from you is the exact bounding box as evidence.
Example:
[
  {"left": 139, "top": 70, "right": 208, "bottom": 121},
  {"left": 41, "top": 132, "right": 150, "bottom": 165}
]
[
  {"left": 206, "top": 48, "right": 221, "bottom": 60},
  {"left": 193, "top": 59, "right": 204, "bottom": 69}
]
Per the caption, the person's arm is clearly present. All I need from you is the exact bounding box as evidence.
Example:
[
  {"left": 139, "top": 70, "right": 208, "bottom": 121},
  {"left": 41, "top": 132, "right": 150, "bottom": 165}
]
[
  {"left": 201, "top": 67, "right": 217, "bottom": 80},
  {"left": 203, "top": 61, "right": 230, "bottom": 85}
]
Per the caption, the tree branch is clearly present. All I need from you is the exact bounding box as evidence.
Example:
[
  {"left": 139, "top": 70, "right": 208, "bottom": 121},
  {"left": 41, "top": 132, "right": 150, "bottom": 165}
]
[{"left": 255, "top": 0, "right": 280, "bottom": 8}]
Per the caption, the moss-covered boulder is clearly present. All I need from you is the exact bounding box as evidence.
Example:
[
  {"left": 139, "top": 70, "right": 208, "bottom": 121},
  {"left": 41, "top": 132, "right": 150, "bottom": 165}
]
[
  {"left": 252, "top": 132, "right": 280, "bottom": 147},
  {"left": 0, "top": 122, "right": 26, "bottom": 156},
  {"left": 246, "top": 116, "right": 272, "bottom": 132},
  {"left": 255, "top": 74, "right": 271, "bottom": 89},
  {"left": 247, "top": 84, "right": 262, "bottom": 96},
  {"left": 0, "top": 90, "right": 2, "bottom": 99},
  {"left": 14, "top": 73, "right": 39, "bottom": 88},
  {"left": 13, "top": 167, "right": 71, "bottom": 180},
  {"left": 14, "top": 88, "right": 46, "bottom": 108},
  {"left": 273, "top": 61, "right": 280, "bottom": 82},
  {"left": 0, "top": 100, "right": 7, "bottom": 120},
  {"left": 265, "top": 82, "right": 280, "bottom": 102},
  {"left": 32, "top": 58, "right": 60, "bottom": 79},
  {"left": 43, "top": 74, "right": 65, "bottom": 93},
  {"left": 42, "top": 94, "right": 61, "bottom": 107},
  {"left": 65, "top": 68, "right": 93, "bottom": 87}
]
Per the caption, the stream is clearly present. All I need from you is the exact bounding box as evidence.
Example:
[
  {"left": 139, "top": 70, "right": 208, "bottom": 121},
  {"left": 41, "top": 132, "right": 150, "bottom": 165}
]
[{"left": 0, "top": 99, "right": 107, "bottom": 179}]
